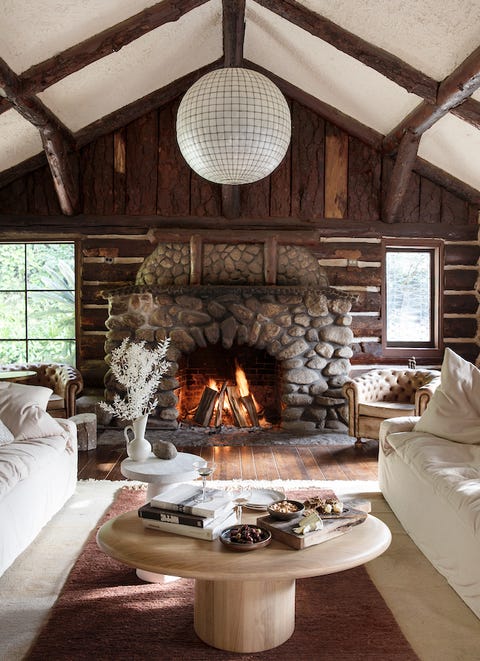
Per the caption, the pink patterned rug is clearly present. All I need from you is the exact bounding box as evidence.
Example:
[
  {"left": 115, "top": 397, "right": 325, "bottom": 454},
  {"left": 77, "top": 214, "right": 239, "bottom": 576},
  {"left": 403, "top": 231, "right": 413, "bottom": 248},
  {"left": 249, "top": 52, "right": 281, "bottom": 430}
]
[{"left": 26, "top": 487, "right": 418, "bottom": 660}]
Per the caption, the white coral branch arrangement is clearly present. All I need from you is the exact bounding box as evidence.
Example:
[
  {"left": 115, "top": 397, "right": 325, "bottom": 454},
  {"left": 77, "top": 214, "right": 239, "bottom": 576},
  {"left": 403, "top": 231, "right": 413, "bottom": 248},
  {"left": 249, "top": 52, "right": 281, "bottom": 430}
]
[{"left": 100, "top": 337, "right": 171, "bottom": 421}]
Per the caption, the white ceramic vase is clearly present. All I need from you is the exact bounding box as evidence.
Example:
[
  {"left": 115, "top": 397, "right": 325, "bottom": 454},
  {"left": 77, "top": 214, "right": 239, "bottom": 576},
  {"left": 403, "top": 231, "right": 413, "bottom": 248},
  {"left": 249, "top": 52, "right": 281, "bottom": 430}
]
[{"left": 124, "top": 414, "right": 152, "bottom": 461}]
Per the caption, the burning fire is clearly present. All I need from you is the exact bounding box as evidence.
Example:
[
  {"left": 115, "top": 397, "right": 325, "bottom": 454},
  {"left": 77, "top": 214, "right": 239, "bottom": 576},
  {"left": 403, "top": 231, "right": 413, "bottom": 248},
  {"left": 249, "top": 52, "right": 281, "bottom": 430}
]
[
  {"left": 207, "top": 378, "right": 218, "bottom": 391},
  {"left": 235, "top": 361, "right": 250, "bottom": 398}
]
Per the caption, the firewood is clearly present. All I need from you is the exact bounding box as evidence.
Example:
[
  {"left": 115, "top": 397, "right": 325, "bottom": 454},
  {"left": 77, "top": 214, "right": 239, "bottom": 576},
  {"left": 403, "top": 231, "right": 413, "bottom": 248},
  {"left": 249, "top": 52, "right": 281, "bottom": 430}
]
[
  {"left": 214, "top": 381, "right": 228, "bottom": 427},
  {"left": 193, "top": 386, "right": 218, "bottom": 426},
  {"left": 240, "top": 394, "right": 259, "bottom": 426},
  {"left": 226, "top": 386, "right": 250, "bottom": 427}
]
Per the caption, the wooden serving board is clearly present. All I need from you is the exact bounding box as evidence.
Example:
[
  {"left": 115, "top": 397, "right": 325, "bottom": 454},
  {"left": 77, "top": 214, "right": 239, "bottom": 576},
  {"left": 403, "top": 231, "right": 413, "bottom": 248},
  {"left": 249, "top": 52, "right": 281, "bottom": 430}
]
[{"left": 256, "top": 502, "right": 368, "bottom": 550}]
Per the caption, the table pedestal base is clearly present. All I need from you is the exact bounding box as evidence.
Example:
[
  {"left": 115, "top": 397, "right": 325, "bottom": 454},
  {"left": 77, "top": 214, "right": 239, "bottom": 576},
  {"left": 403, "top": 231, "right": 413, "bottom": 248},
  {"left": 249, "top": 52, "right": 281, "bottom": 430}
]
[
  {"left": 136, "top": 568, "right": 180, "bottom": 583},
  {"left": 194, "top": 578, "right": 296, "bottom": 653}
]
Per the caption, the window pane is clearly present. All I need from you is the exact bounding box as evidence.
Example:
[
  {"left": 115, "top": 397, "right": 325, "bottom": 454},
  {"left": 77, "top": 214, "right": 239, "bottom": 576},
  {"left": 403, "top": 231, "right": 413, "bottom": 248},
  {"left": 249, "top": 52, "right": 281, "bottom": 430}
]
[
  {"left": 28, "top": 340, "right": 75, "bottom": 364},
  {"left": 0, "top": 244, "right": 25, "bottom": 290},
  {"left": 27, "top": 292, "right": 75, "bottom": 339},
  {"left": 0, "top": 340, "right": 27, "bottom": 364},
  {"left": 386, "top": 251, "right": 431, "bottom": 343},
  {"left": 27, "top": 243, "right": 75, "bottom": 291},
  {"left": 0, "top": 292, "right": 26, "bottom": 338}
]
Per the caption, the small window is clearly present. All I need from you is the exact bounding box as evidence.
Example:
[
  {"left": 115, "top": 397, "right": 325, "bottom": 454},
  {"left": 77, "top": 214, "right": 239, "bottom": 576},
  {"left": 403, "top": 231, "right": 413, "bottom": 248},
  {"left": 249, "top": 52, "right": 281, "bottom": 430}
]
[
  {"left": 0, "top": 242, "right": 76, "bottom": 364},
  {"left": 382, "top": 239, "right": 443, "bottom": 359}
]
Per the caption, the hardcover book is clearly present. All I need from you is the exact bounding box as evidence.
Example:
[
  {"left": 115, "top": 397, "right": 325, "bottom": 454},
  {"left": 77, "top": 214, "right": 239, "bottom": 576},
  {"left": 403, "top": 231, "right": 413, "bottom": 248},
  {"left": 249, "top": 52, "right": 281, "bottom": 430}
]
[
  {"left": 138, "top": 503, "right": 216, "bottom": 528},
  {"left": 142, "top": 508, "right": 237, "bottom": 541},
  {"left": 150, "top": 483, "right": 233, "bottom": 518}
]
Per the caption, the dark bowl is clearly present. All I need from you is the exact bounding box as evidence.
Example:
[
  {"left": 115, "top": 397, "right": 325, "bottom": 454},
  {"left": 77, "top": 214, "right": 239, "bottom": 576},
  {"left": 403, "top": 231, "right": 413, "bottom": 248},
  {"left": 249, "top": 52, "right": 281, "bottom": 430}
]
[
  {"left": 267, "top": 499, "right": 305, "bottom": 521},
  {"left": 220, "top": 525, "right": 271, "bottom": 551}
]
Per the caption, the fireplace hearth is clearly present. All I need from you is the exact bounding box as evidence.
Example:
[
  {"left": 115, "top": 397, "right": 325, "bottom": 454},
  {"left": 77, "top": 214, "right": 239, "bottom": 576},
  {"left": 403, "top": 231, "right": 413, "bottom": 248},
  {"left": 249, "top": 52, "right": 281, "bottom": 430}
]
[{"left": 103, "top": 240, "right": 357, "bottom": 432}]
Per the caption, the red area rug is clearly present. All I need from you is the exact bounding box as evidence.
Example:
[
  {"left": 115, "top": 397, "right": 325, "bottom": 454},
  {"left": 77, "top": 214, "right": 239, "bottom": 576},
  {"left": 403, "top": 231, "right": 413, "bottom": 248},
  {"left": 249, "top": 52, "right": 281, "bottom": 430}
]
[{"left": 26, "top": 487, "right": 418, "bottom": 660}]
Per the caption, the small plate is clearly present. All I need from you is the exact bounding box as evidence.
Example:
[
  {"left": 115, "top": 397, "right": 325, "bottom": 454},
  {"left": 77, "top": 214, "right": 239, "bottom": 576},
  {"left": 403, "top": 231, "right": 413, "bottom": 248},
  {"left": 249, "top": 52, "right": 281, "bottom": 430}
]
[
  {"left": 220, "top": 525, "right": 271, "bottom": 551},
  {"left": 245, "top": 488, "right": 285, "bottom": 510},
  {"left": 267, "top": 499, "right": 305, "bottom": 521}
]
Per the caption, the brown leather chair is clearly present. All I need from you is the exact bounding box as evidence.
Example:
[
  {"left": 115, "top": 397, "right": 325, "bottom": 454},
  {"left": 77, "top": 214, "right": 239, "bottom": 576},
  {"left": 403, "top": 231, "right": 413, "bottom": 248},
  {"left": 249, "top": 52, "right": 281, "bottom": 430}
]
[
  {"left": 342, "top": 368, "right": 441, "bottom": 446},
  {"left": 0, "top": 363, "right": 83, "bottom": 418}
]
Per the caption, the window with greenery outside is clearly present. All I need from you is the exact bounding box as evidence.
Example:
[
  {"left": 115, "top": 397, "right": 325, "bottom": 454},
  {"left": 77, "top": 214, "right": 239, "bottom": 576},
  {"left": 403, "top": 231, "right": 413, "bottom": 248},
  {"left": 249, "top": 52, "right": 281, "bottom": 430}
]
[{"left": 0, "top": 243, "right": 76, "bottom": 364}]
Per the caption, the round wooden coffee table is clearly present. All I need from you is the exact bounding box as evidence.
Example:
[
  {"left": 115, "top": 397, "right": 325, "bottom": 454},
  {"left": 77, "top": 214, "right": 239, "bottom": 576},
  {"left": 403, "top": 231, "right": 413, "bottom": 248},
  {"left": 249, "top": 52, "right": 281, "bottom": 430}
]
[{"left": 97, "top": 509, "right": 391, "bottom": 653}]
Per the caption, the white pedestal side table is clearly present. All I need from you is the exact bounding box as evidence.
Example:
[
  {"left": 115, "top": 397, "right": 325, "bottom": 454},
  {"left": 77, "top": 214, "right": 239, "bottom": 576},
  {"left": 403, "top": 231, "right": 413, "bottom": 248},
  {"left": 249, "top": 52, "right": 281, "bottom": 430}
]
[{"left": 120, "top": 451, "right": 200, "bottom": 582}]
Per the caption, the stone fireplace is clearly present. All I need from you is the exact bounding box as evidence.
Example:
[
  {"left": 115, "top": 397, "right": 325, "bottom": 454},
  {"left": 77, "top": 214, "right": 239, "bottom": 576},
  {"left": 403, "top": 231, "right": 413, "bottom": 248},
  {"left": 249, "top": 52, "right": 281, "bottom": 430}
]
[{"left": 103, "top": 239, "right": 357, "bottom": 432}]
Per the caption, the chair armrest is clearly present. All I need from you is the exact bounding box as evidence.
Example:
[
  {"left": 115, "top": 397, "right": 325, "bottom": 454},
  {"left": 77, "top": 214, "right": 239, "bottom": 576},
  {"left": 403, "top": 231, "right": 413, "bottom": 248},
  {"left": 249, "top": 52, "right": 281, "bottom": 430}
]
[
  {"left": 39, "top": 365, "right": 83, "bottom": 417},
  {"left": 414, "top": 376, "right": 441, "bottom": 415}
]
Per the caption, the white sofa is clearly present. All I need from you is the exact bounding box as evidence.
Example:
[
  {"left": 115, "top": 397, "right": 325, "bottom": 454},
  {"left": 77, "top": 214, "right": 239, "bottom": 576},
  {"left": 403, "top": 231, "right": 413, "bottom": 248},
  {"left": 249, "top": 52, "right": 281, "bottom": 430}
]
[
  {"left": 0, "top": 381, "right": 77, "bottom": 577},
  {"left": 378, "top": 348, "right": 480, "bottom": 618}
]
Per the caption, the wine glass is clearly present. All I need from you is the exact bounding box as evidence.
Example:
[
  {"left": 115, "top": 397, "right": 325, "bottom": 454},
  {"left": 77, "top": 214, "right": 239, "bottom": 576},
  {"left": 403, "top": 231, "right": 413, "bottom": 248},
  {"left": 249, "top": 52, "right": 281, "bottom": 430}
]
[
  {"left": 228, "top": 485, "right": 252, "bottom": 523},
  {"left": 193, "top": 460, "right": 217, "bottom": 502}
]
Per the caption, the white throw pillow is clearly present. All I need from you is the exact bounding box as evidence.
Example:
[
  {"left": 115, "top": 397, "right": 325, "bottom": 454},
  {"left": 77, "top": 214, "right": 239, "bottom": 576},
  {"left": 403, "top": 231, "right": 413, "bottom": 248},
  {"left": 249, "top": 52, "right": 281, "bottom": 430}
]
[
  {"left": 414, "top": 348, "right": 480, "bottom": 444},
  {"left": 0, "top": 382, "right": 63, "bottom": 441},
  {"left": 0, "top": 418, "right": 14, "bottom": 445}
]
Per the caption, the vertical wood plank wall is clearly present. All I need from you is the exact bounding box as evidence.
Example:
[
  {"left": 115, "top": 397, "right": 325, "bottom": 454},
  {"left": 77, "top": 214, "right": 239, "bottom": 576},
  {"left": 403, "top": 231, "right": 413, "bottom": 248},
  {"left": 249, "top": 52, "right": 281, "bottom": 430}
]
[{"left": 0, "top": 96, "right": 478, "bottom": 386}]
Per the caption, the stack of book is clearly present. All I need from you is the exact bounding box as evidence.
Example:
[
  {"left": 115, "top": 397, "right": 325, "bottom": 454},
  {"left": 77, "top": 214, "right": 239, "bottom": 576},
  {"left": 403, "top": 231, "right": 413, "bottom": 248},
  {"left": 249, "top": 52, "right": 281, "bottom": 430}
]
[{"left": 138, "top": 483, "right": 237, "bottom": 540}]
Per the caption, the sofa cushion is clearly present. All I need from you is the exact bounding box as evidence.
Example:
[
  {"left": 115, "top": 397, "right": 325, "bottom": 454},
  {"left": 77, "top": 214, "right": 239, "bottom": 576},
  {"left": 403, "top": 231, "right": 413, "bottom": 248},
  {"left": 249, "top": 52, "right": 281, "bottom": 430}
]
[
  {"left": 414, "top": 348, "right": 480, "bottom": 445},
  {"left": 0, "top": 419, "right": 14, "bottom": 446},
  {"left": 0, "top": 382, "right": 64, "bottom": 441},
  {"left": 384, "top": 429, "right": 480, "bottom": 533}
]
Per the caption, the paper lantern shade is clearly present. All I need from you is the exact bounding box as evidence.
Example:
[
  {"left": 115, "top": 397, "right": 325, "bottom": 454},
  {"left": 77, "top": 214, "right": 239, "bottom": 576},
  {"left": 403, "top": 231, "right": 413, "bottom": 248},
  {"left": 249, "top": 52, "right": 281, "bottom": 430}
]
[{"left": 176, "top": 68, "right": 291, "bottom": 185}]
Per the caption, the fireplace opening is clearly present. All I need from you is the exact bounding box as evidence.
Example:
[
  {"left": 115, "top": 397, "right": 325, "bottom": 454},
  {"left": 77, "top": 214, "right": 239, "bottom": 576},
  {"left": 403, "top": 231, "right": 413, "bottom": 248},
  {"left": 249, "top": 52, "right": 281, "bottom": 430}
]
[{"left": 177, "top": 344, "right": 282, "bottom": 428}]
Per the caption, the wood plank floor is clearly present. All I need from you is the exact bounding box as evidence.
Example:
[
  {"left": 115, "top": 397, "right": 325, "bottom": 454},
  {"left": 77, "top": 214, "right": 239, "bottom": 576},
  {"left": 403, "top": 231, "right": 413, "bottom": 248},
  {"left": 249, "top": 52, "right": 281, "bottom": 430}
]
[{"left": 78, "top": 439, "right": 379, "bottom": 482}]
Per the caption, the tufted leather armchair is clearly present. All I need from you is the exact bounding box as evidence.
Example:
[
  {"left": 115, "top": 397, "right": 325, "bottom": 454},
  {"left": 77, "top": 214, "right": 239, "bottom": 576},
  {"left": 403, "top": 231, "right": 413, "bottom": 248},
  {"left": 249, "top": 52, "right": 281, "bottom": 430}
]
[
  {"left": 342, "top": 368, "right": 441, "bottom": 446},
  {"left": 0, "top": 363, "right": 83, "bottom": 418}
]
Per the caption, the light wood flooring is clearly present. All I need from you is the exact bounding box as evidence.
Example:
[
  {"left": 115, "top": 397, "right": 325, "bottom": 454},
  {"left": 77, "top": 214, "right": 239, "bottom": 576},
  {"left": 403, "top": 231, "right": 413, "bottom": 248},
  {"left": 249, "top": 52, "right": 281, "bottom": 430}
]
[{"left": 78, "top": 438, "right": 379, "bottom": 482}]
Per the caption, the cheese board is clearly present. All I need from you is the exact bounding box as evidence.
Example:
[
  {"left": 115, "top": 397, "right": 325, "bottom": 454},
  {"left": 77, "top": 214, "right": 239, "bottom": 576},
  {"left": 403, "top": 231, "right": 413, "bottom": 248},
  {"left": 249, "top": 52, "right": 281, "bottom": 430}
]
[{"left": 256, "top": 500, "right": 369, "bottom": 550}]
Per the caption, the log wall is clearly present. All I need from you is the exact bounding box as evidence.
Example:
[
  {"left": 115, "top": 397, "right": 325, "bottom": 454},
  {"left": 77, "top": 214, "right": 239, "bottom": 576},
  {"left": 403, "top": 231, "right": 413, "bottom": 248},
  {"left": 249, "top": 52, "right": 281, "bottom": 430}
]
[{"left": 0, "top": 96, "right": 478, "bottom": 386}]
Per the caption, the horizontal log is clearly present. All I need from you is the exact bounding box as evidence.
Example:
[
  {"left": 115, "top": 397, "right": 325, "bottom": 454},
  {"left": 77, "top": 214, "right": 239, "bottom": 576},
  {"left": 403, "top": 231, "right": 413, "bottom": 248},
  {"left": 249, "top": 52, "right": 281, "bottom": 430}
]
[
  {"left": 313, "top": 241, "right": 382, "bottom": 261},
  {"left": 0, "top": 215, "right": 478, "bottom": 240},
  {"left": 350, "top": 291, "right": 381, "bottom": 313},
  {"left": 444, "top": 269, "right": 478, "bottom": 290},
  {"left": 80, "top": 307, "right": 109, "bottom": 330},
  {"left": 82, "top": 238, "right": 152, "bottom": 257},
  {"left": 443, "top": 294, "right": 479, "bottom": 314},
  {"left": 325, "top": 267, "right": 382, "bottom": 288},
  {"left": 351, "top": 316, "right": 382, "bottom": 336},
  {"left": 81, "top": 261, "right": 140, "bottom": 282},
  {"left": 444, "top": 243, "right": 480, "bottom": 266},
  {"left": 443, "top": 343, "right": 479, "bottom": 363},
  {"left": 443, "top": 317, "right": 477, "bottom": 337}
]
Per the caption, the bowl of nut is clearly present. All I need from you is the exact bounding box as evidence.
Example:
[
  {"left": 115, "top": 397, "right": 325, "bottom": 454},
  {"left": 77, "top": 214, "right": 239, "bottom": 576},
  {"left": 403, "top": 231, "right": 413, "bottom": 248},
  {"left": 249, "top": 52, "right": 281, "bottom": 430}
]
[
  {"left": 220, "top": 524, "right": 271, "bottom": 551},
  {"left": 267, "top": 499, "right": 305, "bottom": 521}
]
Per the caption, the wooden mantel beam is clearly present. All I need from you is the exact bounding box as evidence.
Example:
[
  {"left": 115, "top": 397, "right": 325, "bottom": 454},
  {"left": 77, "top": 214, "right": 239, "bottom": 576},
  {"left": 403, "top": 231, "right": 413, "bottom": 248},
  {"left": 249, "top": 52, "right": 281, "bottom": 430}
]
[
  {"left": 0, "top": 58, "right": 79, "bottom": 215},
  {"left": 383, "top": 45, "right": 480, "bottom": 154},
  {"left": 221, "top": 0, "right": 246, "bottom": 219}
]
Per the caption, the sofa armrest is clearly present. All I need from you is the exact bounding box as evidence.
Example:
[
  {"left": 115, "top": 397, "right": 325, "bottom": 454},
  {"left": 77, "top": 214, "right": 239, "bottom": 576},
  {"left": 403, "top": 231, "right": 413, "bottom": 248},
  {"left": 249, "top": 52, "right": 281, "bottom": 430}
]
[
  {"left": 379, "top": 416, "right": 419, "bottom": 454},
  {"left": 56, "top": 417, "right": 78, "bottom": 453}
]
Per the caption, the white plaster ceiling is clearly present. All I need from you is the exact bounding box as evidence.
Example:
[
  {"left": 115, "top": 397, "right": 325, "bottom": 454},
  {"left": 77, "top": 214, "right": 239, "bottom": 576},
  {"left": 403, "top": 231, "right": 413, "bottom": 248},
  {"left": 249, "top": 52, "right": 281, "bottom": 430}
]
[{"left": 0, "top": 0, "right": 479, "bottom": 195}]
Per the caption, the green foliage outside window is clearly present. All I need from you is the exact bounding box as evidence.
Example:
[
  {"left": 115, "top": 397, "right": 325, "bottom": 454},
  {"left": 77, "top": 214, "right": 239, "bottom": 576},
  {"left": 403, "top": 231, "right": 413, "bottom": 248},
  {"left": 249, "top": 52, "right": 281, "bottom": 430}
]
[{"left": 0, "top": 243, "right": 76, "bottom": 364}]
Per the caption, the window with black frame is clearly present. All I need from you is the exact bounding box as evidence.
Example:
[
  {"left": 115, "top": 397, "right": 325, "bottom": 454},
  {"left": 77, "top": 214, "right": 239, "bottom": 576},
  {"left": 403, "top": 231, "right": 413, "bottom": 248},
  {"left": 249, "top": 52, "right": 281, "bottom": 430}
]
[{"left": 0, "top": 242, "right": 76, "bottom": 364}]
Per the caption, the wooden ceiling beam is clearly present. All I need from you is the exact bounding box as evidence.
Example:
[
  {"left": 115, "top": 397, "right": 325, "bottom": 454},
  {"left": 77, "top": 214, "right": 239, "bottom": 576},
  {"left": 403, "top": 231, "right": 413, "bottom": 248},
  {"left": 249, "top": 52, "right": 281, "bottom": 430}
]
[
  {"left": 74, "top": 58, "right": 223, "bottom": 149},
  {"left": 221, "top": 0, "right": 245, "bottom": 219},
  {"left": 0, "top": 58, "right": 79, "bottom": 215},
  {"left": 254, "top": 0, "right": 437, "bottom": 102},
  {"left": 452, "top": 97, "right": 480, "bottom": 130},
  {"left": 246, "top": 60, "right": 383, "bottom": 150},
  {"left": 383, "top": 46, "right": 480, "bottom": 154},
  {"left": 223, "top": 0, "right": 245, "bottom": 67},
  {"left": 383, "top": 131, "right": 420, "bottom": 223},
  {"left": 19, "top": 0, "right": 210, "bottom": 96}
]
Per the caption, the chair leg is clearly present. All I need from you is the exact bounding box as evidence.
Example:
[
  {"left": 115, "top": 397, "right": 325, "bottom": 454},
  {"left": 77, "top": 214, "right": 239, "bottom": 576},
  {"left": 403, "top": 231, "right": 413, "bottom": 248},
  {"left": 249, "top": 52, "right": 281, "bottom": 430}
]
[{"left": 354, "top": 437, "right": 364, "bottom": 448}]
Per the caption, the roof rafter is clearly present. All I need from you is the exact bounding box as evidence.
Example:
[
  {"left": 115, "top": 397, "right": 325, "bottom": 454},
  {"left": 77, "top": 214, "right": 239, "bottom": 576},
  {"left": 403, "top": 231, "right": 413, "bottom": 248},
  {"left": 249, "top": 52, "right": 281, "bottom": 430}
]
[
  {"left": 253, "top": 0, "right": 437, "bottom": 101},
  {"left": 19, "top": 0, "right": 210, "bottom": 97},
  {"left": 0, "top": 58, "right": 78, "bottom": 215},
  {"left": 383, "top": 44, "right": 480, "bottom": 154}
]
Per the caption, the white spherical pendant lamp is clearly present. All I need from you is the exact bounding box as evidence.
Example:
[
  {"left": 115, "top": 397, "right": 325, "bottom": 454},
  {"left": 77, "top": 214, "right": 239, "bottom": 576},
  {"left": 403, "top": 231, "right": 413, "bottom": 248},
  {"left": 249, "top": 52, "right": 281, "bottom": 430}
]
[{"left": 176, "top": 68, "right": 291, "bottom": 185}]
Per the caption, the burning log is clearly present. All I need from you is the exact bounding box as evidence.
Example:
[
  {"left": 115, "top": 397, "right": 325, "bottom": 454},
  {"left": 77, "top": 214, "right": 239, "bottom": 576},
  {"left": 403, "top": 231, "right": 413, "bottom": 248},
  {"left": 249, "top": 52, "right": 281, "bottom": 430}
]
[
  {"left": 240, "top": 394, "right": 259, "bottom": 426},
  {"left": 226, "top": 386, "right": 250, "bottom": 427},
  {"left": 193, "top": 386, "right": 218, "bottom": 426},
  {"left": 214, "top": 381, "right": 228, "bottom": 427}
]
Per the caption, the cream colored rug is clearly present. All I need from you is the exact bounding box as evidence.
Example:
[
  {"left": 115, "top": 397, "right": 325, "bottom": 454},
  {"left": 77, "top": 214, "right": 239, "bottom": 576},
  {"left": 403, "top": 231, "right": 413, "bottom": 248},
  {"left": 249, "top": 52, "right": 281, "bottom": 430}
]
[{"left": 0, "top": 479, "right": 478, "bottom": 661}]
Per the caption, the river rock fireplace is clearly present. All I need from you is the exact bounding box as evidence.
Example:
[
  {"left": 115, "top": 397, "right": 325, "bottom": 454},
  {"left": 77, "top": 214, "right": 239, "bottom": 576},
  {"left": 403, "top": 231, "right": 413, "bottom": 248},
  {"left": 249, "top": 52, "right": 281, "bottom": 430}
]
[{"left": 103, "top": 239, "right": 357, "bottom": 432}]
